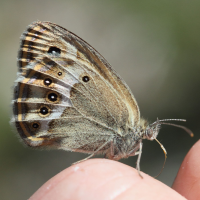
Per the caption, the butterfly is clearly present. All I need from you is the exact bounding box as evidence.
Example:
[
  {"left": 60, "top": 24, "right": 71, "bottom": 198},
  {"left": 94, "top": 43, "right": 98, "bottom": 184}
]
[{"left": 12, "top": 21, "right": 193, "bottom": 176}]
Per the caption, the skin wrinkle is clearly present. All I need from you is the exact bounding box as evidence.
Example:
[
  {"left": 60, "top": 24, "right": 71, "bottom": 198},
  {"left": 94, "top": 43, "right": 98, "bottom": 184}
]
[
  {"left": 92, "top": 173, "right": 137, "bottom": 199},
  {"left": 184, "top": 177, "right": 200, "bottom": 199},
  {"left": 109, "top": 182, "right": 134, "bottom": 200},
  {"left": 107, "top": 173, "right": 147, "bottom": 200},
  {"left": 118, "top": 179, "right": 153, "bottom": 200},
  {"left": 115, "top": 185, "right": 151, "bottom": 200}
]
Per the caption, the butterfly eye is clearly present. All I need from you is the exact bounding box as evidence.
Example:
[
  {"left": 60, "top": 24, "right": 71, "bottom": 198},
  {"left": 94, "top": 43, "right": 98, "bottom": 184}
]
[
  {"left": 39, "top": 106, "right": 51, "bottom": 117},
  {"left": 48, "top": 47, "right": 61, "bottom": 55},
  {"left": 82, "top": 76, "right": 90, "bottom": 82},
  {"left": 58, "top": 72, "right": 62, "bottom": 76},
  {"left": 31, "top": 122, "right": 40, "bottom": 131},
  {"left": 47, "top": 92, "right": 58, "bottom": 102},
  {"left": 44, "top": 78, "right": 52, "bottom": 86}
]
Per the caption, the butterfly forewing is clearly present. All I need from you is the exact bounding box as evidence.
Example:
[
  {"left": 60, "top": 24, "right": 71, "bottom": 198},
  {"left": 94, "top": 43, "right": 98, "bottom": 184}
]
[{"left": 13, "top": 21, "right": 140, "bottom": 153}]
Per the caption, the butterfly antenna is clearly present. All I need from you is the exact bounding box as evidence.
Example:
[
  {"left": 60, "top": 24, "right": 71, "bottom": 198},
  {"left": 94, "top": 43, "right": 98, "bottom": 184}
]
[
  {"left": 159, "top": 122, "right": 194, "bottom": 137},
  {"left": 152, "top": 118, "right": 194, "bottom": 137},
  {"left": 151, "top": 118, "right": 186, "bottom": 126},
  {"left": 159, "top": 119, "right": 186, "bottom": 122}
]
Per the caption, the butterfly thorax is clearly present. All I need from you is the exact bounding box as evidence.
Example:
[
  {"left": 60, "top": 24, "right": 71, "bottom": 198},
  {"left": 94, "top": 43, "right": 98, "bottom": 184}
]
[{"left": 106, "top": 118, "right": 161, "bottom": 160}]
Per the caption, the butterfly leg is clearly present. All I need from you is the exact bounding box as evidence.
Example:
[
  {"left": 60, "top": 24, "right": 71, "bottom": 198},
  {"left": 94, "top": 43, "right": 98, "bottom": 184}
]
[
  {"left": 133, "top": 151, "right": 140, "bottom": 156},
  {"left": 110, "top": 140, "right": 115, "bottom": 158},
  {"left": 126, "top": 143, "right": 140, "bottom": 157},
  {"left": 136, "top": 142, "right": 143, "bottom": 178},
  {"left": 73, "top": 140, "right": 111, "bottom": 165},
  {"left": 103, "top": 140, "right": 114, "bottom": 158}
]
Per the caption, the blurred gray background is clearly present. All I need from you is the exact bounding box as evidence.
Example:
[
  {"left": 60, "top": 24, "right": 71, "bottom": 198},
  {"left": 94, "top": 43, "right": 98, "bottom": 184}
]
[{"left": 1, "top": 0, "right": 200, "bottom": 199}]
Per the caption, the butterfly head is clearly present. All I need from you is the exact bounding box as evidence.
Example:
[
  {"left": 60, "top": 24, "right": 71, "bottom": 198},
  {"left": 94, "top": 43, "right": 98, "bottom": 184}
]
[{"left": 144, "top": 119, "right": 161, "bottom": 141}]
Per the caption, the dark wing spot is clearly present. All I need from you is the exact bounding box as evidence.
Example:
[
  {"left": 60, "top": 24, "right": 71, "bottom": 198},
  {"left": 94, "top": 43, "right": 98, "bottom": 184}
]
[
  {"left": 48, "top": 93, "right": 58, "bottom": 102},
  {"left": 44, "top": 78, "right": 52, "bottom": 86},
  {"left": 48, "top": 47, "right": 61, "bottom": 55},
  {"left": 82, "top": 76, "right": 90, "bottom": 82}
]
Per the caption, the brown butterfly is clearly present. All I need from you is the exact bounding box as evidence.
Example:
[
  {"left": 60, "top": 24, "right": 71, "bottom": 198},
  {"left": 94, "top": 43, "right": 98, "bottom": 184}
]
[{"left": 12, "top": 21, "right": 193, "bottom": 176}]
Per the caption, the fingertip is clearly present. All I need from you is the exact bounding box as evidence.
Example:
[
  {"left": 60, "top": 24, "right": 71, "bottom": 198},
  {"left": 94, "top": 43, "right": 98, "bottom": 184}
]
[
  {"left": 29, "top": 159, "right": 141, "bottom": 200},
  {"left": 172, "top": 140, "right": 200, "bottom": 199},
  {"left": 30, "top": 159, "right": 185, "bottom": 200}
]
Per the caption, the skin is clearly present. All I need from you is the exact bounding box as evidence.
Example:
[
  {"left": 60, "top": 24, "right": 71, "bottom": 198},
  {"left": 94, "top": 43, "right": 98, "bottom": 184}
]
[{"left": 30, "top": 140, "right": 200, "bottom": 200}]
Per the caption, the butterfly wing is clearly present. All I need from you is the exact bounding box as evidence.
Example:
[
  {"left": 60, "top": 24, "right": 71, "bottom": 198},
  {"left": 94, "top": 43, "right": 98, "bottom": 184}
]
[{"left": 12, "top": 21, "right": 140, "bottom": 153}]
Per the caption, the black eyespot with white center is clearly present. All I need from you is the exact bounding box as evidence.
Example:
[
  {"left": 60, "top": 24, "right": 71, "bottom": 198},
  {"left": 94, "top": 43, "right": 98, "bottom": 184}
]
[
  {"left": 48, "top": 47, "right": 61, "bottom": 55},
  {"left": 40, "top": 106, "right": 49, "bottom": 115},
  {"left": 58, "top": 72, "right": 62, "bottom": 76},
  {"left": 44, "top": 78, "right": 52, "bottom": 86},
  {"left": 48, "top": 92, "right": 58, "bottom": 102},
  {"left": 39, "top": 106, "right": 51, "bottom": 117},
  {"left": 82, "top": 76, "right": 90, "bottom": 82}
]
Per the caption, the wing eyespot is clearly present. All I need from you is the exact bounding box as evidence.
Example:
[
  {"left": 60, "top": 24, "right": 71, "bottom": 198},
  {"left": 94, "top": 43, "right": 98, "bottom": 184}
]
[
  {"left": 48, "top": 47, "right": 61, "bottom": 55},
  {"left": 48, "top": 93, "right": 58, "bottom": 102},
  {"left": 44, "top": 78, "right": 52, "bottom": 86},
  {"left": 46, "top": 91, "right": 60, "bottom": 103},
  {"left": 82, "top": 75, "right": 90, "bottom": 82},
  {"left": 30, "top": 122, "right": 40, "bottom": 131},
  {"left": 58, "top": 72, "right": 62, "bottom": 76},
  {"left": 39, "top": 106, "right": 51, "bottom": 117}
]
